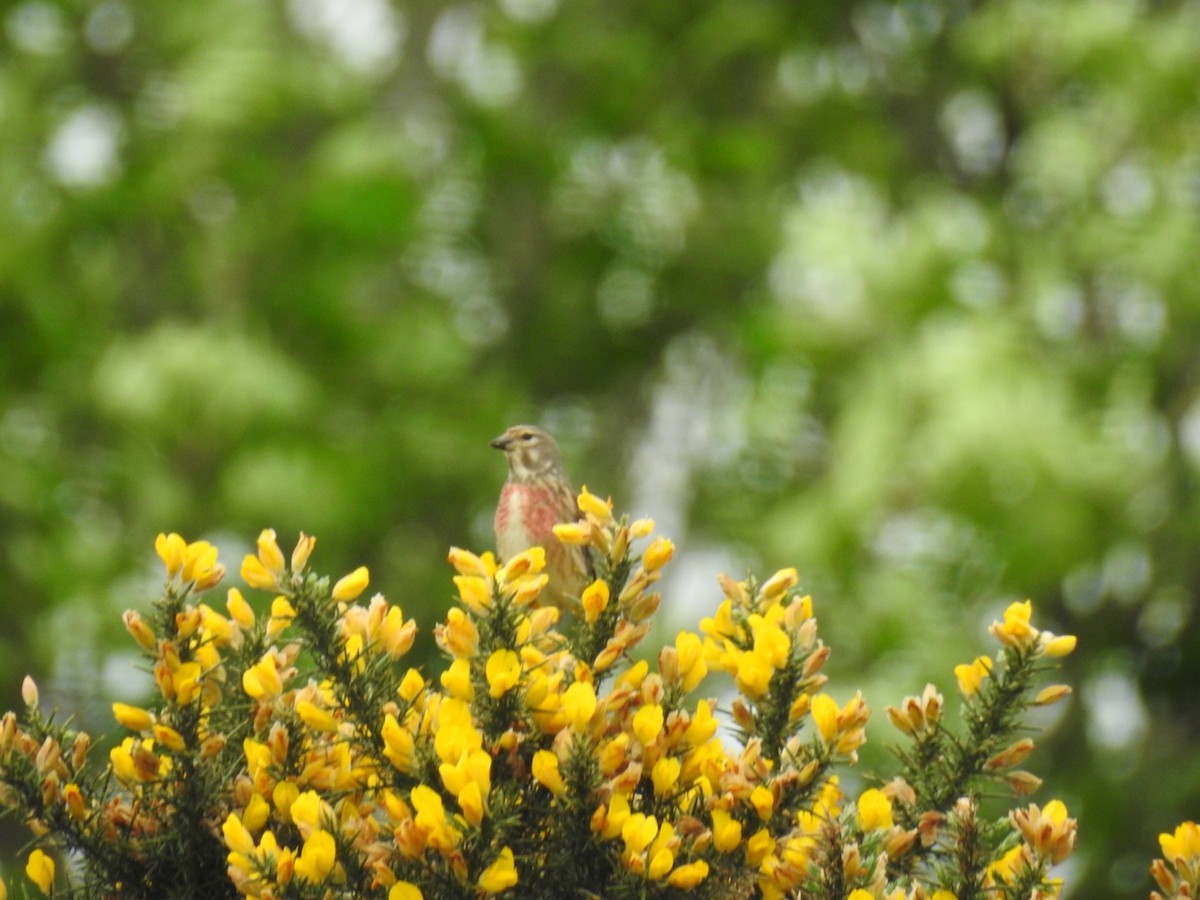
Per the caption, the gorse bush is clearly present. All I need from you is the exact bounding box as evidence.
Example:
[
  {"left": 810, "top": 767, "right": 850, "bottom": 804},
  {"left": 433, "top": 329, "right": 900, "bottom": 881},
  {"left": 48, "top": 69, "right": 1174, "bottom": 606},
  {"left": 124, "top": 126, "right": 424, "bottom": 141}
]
[{"left": 0, "top": 490, "right": 1187, "bottom": 898}]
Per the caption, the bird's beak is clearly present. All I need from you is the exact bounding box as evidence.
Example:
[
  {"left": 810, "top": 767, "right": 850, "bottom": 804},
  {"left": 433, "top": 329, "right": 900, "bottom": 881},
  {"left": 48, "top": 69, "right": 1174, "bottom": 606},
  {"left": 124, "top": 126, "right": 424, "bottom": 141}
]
[{"left": 490, "top": 433, "right": 511, "bottom": 451}]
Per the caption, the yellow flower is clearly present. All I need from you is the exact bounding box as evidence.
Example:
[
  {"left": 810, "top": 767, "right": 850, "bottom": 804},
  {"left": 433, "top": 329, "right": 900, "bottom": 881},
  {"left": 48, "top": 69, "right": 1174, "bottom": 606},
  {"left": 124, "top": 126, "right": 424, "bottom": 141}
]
[
  {"left": 651, "top": 756, "right": 681, "bottom": 799},
  {"left": 170, "top": 661, "right": 203, "bottom": 705},
  {"left": 291, "top": 531, "right": 316, "bottom": 572},
  {"left": 1161, "top": 820, "right": 1200, "bottom": 866},
  {"left": 931, "top": 892, "right": 958, "bottom": 900},
  {"left": 458, "top": 779, "right": 485, "bottom": 826},
  {"left": 674, "top": 631, "right": 707, "bottom": 692},
  {"left": 399, "top": 668, "right": 425, "bottom": 702},
  {"left": 241, "top": 794, "right": 270, "bottom": 833},
  {"left": 296, "top": 699, "right": 338, "bottom": 733},
  {"left": 848, "top": 891, "right": 874, "bottom": 900},
  {"left": 1042, "top": 633, "right": 1077, "bottom": 657},
  {"left": 382, "top": 713, "right": 416, "bottom": 773},
  {"left": 26, "top": 849, "right": 54, "bottom": 894},
  {"left": 811, "top": 693, "right": 839, "bottom": 742},
  {"left": 497, "top": 547, "right": 545, "bottom": 584},
  {"left": 744, "top": 828, "right": 775, "bottom": 866},
  {"left": 750, "top": 616, "right": 790, "bottom": 669},
  {"left": 990, "top": 599, "right": 1035, "bottom": 647},
  {"left": 123, "top": 609, "right": 157, "bottom": 651},
  {"left": 63, "top": 782, "right": 85, "bottom": 820},
  {"left": 266, "top": 596, "right": 297, "bottom": 639},
  {"left": 183, "top": 540, "right": 224, "bottom": 589},
  {"left": 711, "top": 808, "right": 743, "bottom": 852},
  {"left": 733, "top": 649, "right": 773, "bottom": 699},
  {"left": 954, "top": 656, "right": 993, "bottom": 696},
  {"left": 380, "top": 606, "right": 417, "bottom": 657},
  {"left": 577, "top": 486, "right": 613, "bottom": 521},
  {"left": 273, "top": 781, "right": 300, "bottom": 821},
  {"left": 856, "top": 788, "right": 893, "bottom": 831},
  {"left": 1011, "top": 799, "right": 1076, "bottom": 864},
  {"left": 668, "top": 859, "right": 709, "bottom": 888},
  {"left": 759, "top": 567, "right": 798, "bottom": 600},
  {"left": 241, "top": 554, "right": 279, "bottom": 591},
  {"left": 642, "top": 537, "right": 674, "bottom": 571},
  {"left": 486, "top": 650, "right": 521, "bottom": 698},
  {"left": 633, "top": 703, "right": 665, "bottom": 746},
  {"left": 332, "top": 566, "right": 369, "bottom": 602},
  {"left": 156, "top": 532, "right": 186, "bottom": 578},
  {"left": 256, "top": 528, "right": 286, "bottom": 577},
  {"left": 290, "top": 790, "right": 332, "bottom": 833},
  {"left": 532, "top": 749, "right": 567, "bottom": 796},
  {"left": 750, "top": 784, "right": 775, "bottom": 820},
  {"left": 294, "top": 829, "right": 336, "bottom": 883},
  {"left": 242, "top": 655, "right": 283, "bottom": 700},
  {"left": 622, "top": 813, "right": 659, "bottom": 856},
  {"left": 112, "top": 702, "right": 154, "bottom": 732},
  {"left": 685, "top": 699, "right": 718, "bottom": 745},
  {"left": 439, "top": 608, "right": 480, "bottom": 658},
  {"left": 223, "top": 812, "right": 256, "bottom": 856},
  {"left": 552, "top": 521, "right": 591, "bottom": 544},
  {"left": 478, "top": 846, "right": 518, "bottom": 893},
  {"left": 440, "top": 657, "right": 474, "bottom": 700},
  {"left": 988, "top": 844, "right": 1026, "bottom": 885},
  {"left": 561, "top": 680, "right": 598, "bottom": 732},
  {"left": 582, "top": 579, "right": 610, "bottom": 624},
  {"left": 454, "top": 575, "right": 492, "bottom": 615},
  {"left": 448, "top": 546, "right": 491, "bottom": 578},
  {"left": 390, "top": 883, "right": 424, "bottom": 900},
  {"left": 152, "top": 723, "right": 186, "bottom": 752}
]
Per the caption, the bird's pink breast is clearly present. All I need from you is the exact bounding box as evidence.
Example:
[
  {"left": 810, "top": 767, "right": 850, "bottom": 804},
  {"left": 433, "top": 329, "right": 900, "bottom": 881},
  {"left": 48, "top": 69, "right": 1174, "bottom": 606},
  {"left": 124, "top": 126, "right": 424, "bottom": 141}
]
[{"left": 495, "top": 483, "right": 559, "bottom": 560}]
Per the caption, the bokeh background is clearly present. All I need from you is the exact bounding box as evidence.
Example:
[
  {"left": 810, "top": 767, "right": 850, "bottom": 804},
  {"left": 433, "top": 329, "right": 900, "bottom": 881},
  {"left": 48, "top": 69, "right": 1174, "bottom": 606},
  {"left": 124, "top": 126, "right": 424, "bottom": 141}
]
[{"left": 2, "top": 0, "right": 1198, "bottom": 895}]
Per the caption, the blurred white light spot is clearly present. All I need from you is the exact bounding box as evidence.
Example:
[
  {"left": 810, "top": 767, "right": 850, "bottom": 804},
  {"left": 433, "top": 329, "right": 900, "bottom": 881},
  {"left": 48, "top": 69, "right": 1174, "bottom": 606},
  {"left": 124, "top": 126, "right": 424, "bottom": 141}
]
[
  {"left": 949, "top": 260, "right": 1006, "bottom": 309},
  {"left": 1102, "top": 542, "right": 1151, "bottom": 605},
  {"left": 289, "top": 0, "right": 404, "bottom": 76},
  {"left": 188, "top": 179, "right": 237, "bottom": 226},
  {"left": 1176, "top": 398, "right": 1200, "bottom": 469},
  {"left": 941, "top": 90, "right": 1005, "bottom": 176},
  {"left": 85, "top": 1, "right": 134, "bottom": 54},
  {"left": 1032, "top": 281, "right": 1085, "bottom": 340},
  {"left": 1137, "top": 587, "right": 1189, "bottom": 648},
  {"left": 44, "top": 105, "right": 123, "bottom": 188},
  {"left": 597, "top": 265, "right": 654, "bottom": 329},
  {"left": 1084, "top": 670, "right": 1147, "bottom": 752},
  {"left": 7, "top": 2, "right": 66, "bottom": 55},
  {"left": 1101, "top": 162, "right": 1154, "bottom": 219},
  {"left": 428, "top": 6, "right": 522, "bottom": 107},
  {"left": 498, "top": 0, "right": 558, "bottom": 23}
]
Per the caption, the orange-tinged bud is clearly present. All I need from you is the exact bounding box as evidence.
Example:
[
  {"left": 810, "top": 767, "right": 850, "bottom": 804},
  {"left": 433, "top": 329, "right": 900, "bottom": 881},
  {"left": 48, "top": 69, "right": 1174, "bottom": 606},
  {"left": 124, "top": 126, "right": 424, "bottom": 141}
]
[
  {"left": 642, "top": 537, "right": 674, "bottom": 572},
  {"left": 758, "top": 567, "right": 799, "bottom": 601},
  {"left": 291, "top": 532, "right": 316, "bottom": 573},
  {"left": 123, "top": 610, "right": 157, "bottom": 651},
  {"left": 984, "top": 737, "right": 1035, "bottom": 771},
  {"left": 21, "top": 676, "right": 38, "bottom": 709}
]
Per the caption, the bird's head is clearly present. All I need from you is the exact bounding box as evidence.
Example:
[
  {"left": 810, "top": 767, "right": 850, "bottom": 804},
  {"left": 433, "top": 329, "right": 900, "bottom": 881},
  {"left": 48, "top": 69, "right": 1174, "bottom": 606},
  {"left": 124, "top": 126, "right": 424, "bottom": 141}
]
[{"left": 491, "top": 425, "right": 565, "bottom": 482}]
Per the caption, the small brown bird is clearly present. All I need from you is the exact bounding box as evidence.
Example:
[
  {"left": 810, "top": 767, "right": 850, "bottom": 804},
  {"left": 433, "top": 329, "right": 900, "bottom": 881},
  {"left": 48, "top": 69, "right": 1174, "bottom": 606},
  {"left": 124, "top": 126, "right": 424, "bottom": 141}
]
[{"left": 491, "top": 425, "right": 592, "bottom": 609}]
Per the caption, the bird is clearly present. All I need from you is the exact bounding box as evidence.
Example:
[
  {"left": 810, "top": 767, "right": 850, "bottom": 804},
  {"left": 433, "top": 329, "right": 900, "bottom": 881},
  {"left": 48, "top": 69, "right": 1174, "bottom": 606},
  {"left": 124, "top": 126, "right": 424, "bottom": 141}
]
[{"left": 491, "top": 424, "right": 592, "bottom": 610}]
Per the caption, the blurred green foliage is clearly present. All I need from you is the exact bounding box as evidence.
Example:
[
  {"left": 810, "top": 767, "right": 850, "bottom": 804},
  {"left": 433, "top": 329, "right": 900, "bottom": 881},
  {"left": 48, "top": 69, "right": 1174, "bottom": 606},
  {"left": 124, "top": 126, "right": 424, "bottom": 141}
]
[{"left": 1, "top": 0, "right": 1198, "bottom": 895}]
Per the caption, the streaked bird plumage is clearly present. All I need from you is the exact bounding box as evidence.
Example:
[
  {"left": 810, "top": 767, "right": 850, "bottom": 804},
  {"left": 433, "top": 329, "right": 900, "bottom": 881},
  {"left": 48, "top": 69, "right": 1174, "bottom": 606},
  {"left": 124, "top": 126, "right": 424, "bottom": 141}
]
[{"left": 491, "top": 425, "right": 591, "bottom": 610}]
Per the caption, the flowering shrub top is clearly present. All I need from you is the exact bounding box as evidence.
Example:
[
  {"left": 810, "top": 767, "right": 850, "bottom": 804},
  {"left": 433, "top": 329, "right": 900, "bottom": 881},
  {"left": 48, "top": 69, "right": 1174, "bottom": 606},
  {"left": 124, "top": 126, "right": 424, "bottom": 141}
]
[{"left": 0, "top": 490, "right": 1121, "bottom": 899}]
